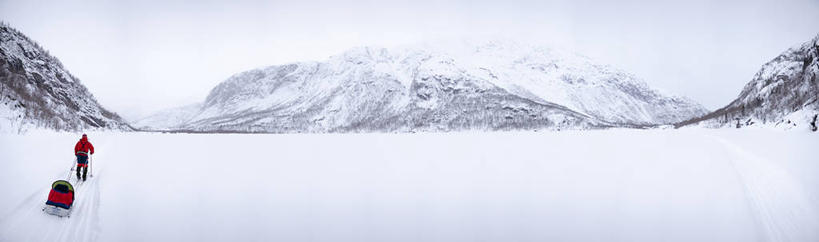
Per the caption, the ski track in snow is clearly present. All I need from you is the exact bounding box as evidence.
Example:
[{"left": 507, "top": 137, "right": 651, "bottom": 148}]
[
  {"left": 714, "top": 136, "right": 819, "bottom": 242},
  {"left": 0, "top": 167, "right": 102, "bottom": 242},
  {"left": 1, "top": 130, "right": 817, "bottom": 241}
]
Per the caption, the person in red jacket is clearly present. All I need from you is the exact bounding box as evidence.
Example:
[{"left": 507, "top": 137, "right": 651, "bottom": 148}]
[{"left": 74, "top": 134, "right": 94, "bottom": 181}]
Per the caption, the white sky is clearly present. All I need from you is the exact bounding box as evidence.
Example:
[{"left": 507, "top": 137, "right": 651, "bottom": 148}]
[{"left": 1, "top": 0, "right": 818, "bottom": 119}]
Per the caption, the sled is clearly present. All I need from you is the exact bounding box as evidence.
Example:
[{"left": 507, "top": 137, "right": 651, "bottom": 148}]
[
  {"left": 43, "top": 205, "right": 72, "bottom": 217},
  {"left": 43, "top": 180, "right": 74, "bottom": 217}
]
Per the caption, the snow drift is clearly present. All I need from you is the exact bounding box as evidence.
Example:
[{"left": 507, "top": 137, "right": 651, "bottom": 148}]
[{"left": 1, "top": 129, "right": 817, "bottom": 241}]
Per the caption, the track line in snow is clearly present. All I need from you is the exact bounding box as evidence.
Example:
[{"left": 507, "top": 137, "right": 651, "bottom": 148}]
[
  {"left": 714, "top": 136, "right": 819, "bottom": 242},
  {"left": 0, "top": 167, "right": 103, "bottom": 242}
]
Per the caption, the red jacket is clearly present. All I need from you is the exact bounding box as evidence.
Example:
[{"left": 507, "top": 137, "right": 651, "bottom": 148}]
[{"left": 74, "top": 137, "right": 94, "bottom": 156}]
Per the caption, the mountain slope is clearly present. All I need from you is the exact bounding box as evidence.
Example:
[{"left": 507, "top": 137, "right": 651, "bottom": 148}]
[
  {"left": 678, "top": 34, "right": 819, "bottom": 131},
  {"left": 0, "top": 23, "right": 131, "bottom": 132},
  {"left": 149, "top": 41, "right": 706, "bottom": 132},
  {"left": 415, "top": 41, "right": 708, "bottom": 125}
]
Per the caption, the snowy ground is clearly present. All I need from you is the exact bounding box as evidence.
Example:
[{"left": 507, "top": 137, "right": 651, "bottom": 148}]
[{"left": 0, "top": 129, "right": 817, "bottom": 242}]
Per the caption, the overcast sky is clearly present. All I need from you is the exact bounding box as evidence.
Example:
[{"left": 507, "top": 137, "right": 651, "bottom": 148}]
[{"left": 1, "top": 0, "right": 818, "bottom": 119}]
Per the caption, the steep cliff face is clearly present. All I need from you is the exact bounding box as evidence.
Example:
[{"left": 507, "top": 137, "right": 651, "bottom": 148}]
[
  {"left": 0, "top": 23, "right": 131, "bottom": 132},
  {"left": 679, "top": 34, "right": 819, "bottom": 131},
  {"left": 140, "top": 41, "right": 707, "bottom": 132}
]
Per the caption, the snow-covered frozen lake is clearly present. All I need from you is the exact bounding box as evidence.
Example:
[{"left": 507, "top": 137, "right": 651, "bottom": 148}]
[{"left": 1, "top": 129, "right": 817, "bottom": 242}]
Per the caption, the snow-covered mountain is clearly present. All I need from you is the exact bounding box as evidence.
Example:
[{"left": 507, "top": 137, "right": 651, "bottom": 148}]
[
  {"left": 145, "top": 41, "right": 707, "bottom": 132},
  {"left": 679, "top": 34, "right": 819, "bottom": 131},
  {"left": 130, "top": 103, "right": 202, "bottom": 130},
  {"left": 185, "top": 59, "right": 604, "bottom": 132},
  {"left": 0, "top": 23, "right": 131, "bottom": 132}
]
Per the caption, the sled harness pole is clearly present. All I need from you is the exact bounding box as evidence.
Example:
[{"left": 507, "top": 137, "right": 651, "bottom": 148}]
[{"left": 65, "top": 157, "right": 76, "bottom": 181}]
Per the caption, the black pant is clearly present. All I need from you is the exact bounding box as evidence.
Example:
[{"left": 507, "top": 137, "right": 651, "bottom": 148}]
[
  {"left": 76, "top": 166, "right": 87, "bottom": 179},
  {"left": 76, "top": 155, "right": 88, "bottom": 180}
]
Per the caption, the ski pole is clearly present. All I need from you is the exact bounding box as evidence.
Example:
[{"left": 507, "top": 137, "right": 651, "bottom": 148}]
[{"left": 89, "top": 155, "right": 93, "bottom": 178}]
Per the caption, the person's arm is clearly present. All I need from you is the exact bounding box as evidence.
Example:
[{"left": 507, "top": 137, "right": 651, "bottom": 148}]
[
  {"left": 89, "top": 142, "right": 95, "bottom": 155},
  {"left": 74, "top": 142, "right": 79, "bottom": 155}
]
